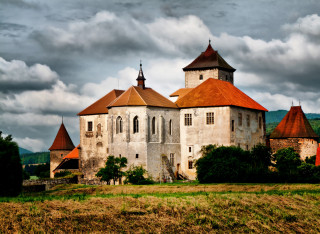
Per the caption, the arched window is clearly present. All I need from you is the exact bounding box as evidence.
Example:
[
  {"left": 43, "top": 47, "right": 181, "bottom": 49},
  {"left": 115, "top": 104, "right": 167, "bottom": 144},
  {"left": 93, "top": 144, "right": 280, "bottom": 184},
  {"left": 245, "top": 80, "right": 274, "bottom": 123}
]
[
  {"left": 133, "top": 116, "right": 139, "bottom": 133},
  {"left": 116, "top": 116, "right": 123, "bottom": 134},
  {"left": 169, "top": 119, "right": 172, "bottom": 135},
  {"left": 152, "top": 117, "right": 156, "bottom": 134}
]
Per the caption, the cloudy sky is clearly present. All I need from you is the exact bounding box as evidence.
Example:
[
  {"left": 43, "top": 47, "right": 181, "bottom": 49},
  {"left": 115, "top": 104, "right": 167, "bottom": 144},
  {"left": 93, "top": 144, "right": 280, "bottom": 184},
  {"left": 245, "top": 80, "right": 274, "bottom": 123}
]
[{"left": 1, "top": 0, "right": 320, "bottom": 152}]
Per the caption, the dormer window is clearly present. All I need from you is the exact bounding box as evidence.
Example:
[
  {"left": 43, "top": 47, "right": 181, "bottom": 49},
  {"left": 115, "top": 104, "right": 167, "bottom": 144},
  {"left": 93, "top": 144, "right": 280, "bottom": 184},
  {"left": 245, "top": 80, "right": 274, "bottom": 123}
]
[{"left": 199, "top": 74, "right": 203, "bottom": 80}]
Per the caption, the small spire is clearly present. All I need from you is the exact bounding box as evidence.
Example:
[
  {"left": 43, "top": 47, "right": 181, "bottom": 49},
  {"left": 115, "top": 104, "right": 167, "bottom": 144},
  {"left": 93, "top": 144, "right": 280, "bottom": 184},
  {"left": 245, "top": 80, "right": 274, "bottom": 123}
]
[
  {"left": 209, "top": 38, "right": 211, "bottom": 44},
  {"left": 136, "top": 61, "right": 146, "bottom": 89},
  {"left": 62, "top": 116, "right": 63, "bottom": 123}
]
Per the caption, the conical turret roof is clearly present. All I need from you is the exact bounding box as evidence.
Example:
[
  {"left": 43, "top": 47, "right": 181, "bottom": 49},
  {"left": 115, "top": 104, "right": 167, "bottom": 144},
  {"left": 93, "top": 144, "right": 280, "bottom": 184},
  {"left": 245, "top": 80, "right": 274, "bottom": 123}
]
[
  {"left": 270, "top": 106, "right": 318, "bottom": 139},
  {"left": 183, "top": 43, "right": 235, "bottom": 72},
  {"left": 49, "top": 122, "right": 75, "bottom": 151}
]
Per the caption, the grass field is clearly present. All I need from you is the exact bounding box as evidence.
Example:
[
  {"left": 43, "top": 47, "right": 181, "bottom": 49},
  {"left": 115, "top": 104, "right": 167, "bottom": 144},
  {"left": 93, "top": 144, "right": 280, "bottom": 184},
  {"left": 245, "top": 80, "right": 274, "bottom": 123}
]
[{"left": 2, "top": 183, "right": 320, "bottom": 232}]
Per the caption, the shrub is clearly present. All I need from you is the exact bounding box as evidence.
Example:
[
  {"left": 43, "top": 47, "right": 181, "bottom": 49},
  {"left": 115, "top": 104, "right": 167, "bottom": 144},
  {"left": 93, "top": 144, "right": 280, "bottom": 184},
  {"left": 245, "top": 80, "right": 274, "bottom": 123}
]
[
  {"left": 274, "top": 147, "right": 301, "bottom": 182},
  {"left": 124, "top": 166, "right": 154, "bottom": 185},
  {"left": 34, "top": 163, "right": 50, "bottom": 179},
  {"left": 0, "top": 132, "right": 23, "bottom": 196},
  {"left": 22, "top": 169, "right": 30, "bottom": 180},
  {"left": 54, "top": 171, "right": 72, "bottom": 178},
  {"left": 305, "top": 155, "right": 316, "bottom": 165}
]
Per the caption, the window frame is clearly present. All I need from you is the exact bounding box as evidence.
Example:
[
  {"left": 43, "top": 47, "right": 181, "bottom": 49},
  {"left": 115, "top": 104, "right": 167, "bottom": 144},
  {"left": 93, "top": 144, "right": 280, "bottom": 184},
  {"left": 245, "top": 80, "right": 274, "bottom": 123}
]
[
  {"left": 87, "top": 121, "right": 93, "bottom": 131},
  {"left": 184, "top": 113, "right": 192, "bottom": 126},
  {"left": 188, "top": 160, "right": 193, "bottom": 169},
  {"left": 152, "top": 117, "right": 156, "bottom": 135},
  {"left": 116, "top": 116, "right": 123, "bottom": 134},
  {"left": 133, "top": 116, "right": 139, "bottom": 133},
  {"left": 169, "top": 119, "right": 173, "bottom": 135},
  {"left": 206, "top": 112, "right": 214, "bottom": 125}
]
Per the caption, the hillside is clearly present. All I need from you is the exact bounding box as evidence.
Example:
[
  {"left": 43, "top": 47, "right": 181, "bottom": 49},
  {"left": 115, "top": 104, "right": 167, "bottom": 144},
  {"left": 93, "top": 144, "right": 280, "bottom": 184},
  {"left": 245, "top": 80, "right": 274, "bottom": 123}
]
[
  {"left": 19, "top": 147, "right": 33, "bottom": 155},
  {"left": 20, "top": 152, "right": 50, "bottom": 165},
  {"left": 266, "top": 110, "right": 320, "bottom": 124}
]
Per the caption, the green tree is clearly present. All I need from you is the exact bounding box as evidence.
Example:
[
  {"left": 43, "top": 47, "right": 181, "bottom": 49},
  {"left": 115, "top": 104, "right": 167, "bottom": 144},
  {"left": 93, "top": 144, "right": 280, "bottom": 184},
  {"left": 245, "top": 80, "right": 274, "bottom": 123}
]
[
  {"left": 34, "top": 163, "right": 50, "bottom": 178},
  {"left": 274, "top": 147, "right": 302, "bottom": 181},
  {"left": 96, "top": 155, "right": 127, "bottom": 185},
  {"left": 0, "top": 131, "right": 23, "bottom": 196},
  {"left": 124, "top": 166, "right": 154, "bottom": 185}
]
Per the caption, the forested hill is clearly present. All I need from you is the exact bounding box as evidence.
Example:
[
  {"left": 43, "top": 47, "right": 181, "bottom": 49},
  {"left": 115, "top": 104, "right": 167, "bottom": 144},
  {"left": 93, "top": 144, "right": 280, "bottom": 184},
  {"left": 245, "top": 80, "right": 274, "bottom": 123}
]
[
  {"left": 266, "top": 110, "right": 320, "bottom": 124},
  {"left": 20, "top": 152, "right": 50, "bottom": 165},
  {"left": 19, "top": 147, "right": 33, "bottom": 155}
]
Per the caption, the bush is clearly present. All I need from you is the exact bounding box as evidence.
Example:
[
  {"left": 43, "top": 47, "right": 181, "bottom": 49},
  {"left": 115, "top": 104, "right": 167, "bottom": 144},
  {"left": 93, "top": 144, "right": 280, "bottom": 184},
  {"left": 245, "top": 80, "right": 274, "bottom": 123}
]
[
  {"left": 305, "top": 155, "right": 316, "bottom": 165},
  {"left": 0, "top": 132, "right": 23, "bottom": 196},
  {"left": 34, "top": 163, "right": 50, "bottom": 179},
  {"left": 22, "top": 169, "right": 30, "bottom": 180},
  {"left": 124, "top": 166, "right": 154, "bottom": 185},
  {"left": 274, "top": 147, "right": 301, "bottom": 182},
  {"left": 54, "top": 171, "right": 72, "bottom": 178}
]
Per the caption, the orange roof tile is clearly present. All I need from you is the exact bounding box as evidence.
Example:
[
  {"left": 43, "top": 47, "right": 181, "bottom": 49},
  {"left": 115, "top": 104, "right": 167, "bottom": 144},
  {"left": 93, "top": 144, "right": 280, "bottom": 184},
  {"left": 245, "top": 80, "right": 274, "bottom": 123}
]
[
  {"left": 170, "top": 88, "right": 193, "bottom": 100},
  {"left": 109, "top": 86, "right": 177, "bottom": 109},
  {"left": 176, "top": 78, "right": 268, "bottom": 111},
  {"left": 270, "top": 106, "right": 319, "bottom": 139},
  {"left": 183, "top": 43, "right": 235, "bottom": 72},
  {"left": 49, "top": 123, "right": 75, "bottom": 151},
  {"left": 53, "top": 145, "right": 80, "bottom": 172},
  {"left": 78, "top": 89, "right": 124, "bottom": 116},
  {"left": 63, "top": 144, "right": 80, "bottom": 159}
]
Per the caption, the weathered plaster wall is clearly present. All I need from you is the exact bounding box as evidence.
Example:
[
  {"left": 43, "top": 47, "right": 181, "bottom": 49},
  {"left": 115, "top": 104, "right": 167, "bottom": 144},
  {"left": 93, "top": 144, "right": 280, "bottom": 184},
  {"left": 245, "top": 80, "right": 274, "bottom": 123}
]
[
  {"left": 50, "top": 150, "right": 72, "bottom": 178},
  {"left": 185, "top": 69, "right": 234, "bottom": 88},
  {"left": 79, "top": 114, "right": 109, "bottom": 180},
  {"left": 270, "top": 138, "right": 318, "bottom": 160}
]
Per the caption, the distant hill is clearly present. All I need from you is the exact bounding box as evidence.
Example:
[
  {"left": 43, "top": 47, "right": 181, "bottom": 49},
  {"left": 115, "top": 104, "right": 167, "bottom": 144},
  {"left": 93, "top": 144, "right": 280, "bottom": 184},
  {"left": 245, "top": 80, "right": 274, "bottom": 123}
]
[
  {"left": 19, "top": 147, "right": 33, "bottom": 155},
  {"left": 266, "top": 110, "right": 320, "bottom": 124},
  {"left": 20, "top": 152, "right": 50, "bottom": 165}
]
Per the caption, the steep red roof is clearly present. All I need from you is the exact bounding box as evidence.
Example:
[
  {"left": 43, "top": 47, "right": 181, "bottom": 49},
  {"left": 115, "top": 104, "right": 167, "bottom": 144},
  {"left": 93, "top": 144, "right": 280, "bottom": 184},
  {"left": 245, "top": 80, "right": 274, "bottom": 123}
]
[
  {"left": 108, "top": 86, "right": 177, "bottom": 109},
  {"left": 183, "top": 43, "right": 235, "bottom": 72},
  {"left": 63, "top": 144, "right": 79, "bottom": 159},
  {"left": 49, "top": 123, "right": 75, "bottom": 151},
  {"left": 176, "top": 78, "right": 267, "bottom": 111},
  {"left": 270, "top": 106, "right": 318, "bottom": 139},
  {"left": 78, "top": 89, "right": 124, "bottom": 116}
]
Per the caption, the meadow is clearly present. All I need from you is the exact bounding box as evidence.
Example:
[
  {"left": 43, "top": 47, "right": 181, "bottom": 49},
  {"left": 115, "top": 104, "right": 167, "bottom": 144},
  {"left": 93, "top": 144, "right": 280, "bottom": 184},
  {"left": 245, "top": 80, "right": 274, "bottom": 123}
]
[{"left": 1, "top": 183, "right": 320, "bottom": 233}]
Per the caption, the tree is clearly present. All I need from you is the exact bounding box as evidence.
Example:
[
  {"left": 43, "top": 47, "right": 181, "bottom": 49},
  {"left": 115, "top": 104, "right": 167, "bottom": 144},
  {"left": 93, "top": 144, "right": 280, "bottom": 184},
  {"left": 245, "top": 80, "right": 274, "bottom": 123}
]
[
  {"left": 124, "top": 166, "right": 154, "bottom": 185},
  {"left": 274, "top": 147, "right": 302, "bottom": 181},
  {"left": 0, "top": 131, "right": 23, "bottom": 196},
  {"left": 34, "top": 163, "right": 50, "bottom": 178},
  {"left": 96, "top": 155, "right": 127, "bottom": 185}
]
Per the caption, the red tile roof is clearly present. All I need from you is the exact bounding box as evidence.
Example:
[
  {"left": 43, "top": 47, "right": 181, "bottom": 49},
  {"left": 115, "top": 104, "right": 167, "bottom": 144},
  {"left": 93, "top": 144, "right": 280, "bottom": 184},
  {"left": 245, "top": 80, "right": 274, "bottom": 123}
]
[
  {"left": 49, "top": 123, "right": 75, "bottom": 151},
  {"left": 108, "top": 86, "right": 178, "bottom": 109},
  {"left": 63, "top": 144, "right": 80, "bottom": 159},
  {"left": 170, "top": 88, "right": 193, "bottom": 100},
  {"left": 78, "top": 89, "right": 124, "bottom": 116},
  {"left": 270, "top": 106, "right": 319, "bottom": 139},
  {"left": 183, "top": 43, "right": 235, "bottom": 72},
  {"left": 176, "top": 78, "right": 268, "bottom": 111}
]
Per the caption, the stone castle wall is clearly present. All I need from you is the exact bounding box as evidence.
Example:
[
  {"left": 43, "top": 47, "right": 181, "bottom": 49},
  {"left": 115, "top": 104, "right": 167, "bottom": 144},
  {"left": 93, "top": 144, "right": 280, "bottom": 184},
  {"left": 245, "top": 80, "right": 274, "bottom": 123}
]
[
  {"left": 270, "top": 138, "right": 318, "bottom": 160},
  {"left": 50, "top": 150, "right": 73, "bottom": 178},
  {"left": 185, "top": 69, "right": 234, "bottom": 88}
]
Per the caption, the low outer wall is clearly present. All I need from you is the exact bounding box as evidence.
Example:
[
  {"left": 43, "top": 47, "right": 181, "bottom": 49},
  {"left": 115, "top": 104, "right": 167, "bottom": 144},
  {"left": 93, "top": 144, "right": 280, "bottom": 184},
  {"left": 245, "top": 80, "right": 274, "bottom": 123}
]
[{"left": 23, "top": 177, "right": 78, "bottom": 191}]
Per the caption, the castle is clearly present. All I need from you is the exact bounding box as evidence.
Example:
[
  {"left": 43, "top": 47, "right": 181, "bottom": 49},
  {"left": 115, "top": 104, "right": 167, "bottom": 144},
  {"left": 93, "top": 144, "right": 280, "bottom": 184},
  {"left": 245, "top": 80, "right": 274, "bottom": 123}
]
[{"left": 50, "top": 42, "right": 268, "bottom": 181}]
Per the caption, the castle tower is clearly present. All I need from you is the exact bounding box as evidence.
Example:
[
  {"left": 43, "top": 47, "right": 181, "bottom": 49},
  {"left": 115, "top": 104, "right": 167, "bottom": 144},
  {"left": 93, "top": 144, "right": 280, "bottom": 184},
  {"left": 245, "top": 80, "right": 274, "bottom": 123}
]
[
  {"left": 269, "top": 106, "right": 319, "bottom": 159},
  {"left": 183, "top": 41, "right": 236, "bottom": 88},
  {"left": 49, "top": 121, "right": 75, "bottom": 178}
]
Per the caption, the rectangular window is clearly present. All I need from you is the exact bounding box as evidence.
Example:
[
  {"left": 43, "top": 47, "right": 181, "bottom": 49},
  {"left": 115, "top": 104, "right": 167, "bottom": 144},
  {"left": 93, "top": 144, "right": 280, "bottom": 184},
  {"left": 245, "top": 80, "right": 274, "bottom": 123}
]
[
  {"left": 136, "top": 154, "right": 139, "bottom": 159},
  {"left": 184, "top": 114, "right": 192, "bottom": 126},
  {"left": 206, "top": 112, "right": 214, "bottom": 125},
  {"left": 231, "top": 120, "right": 234, "bottom": 132},
  {"left": 170, "top": 153, "right": 174, "bottom": 166},
  {"left": 119, "top": 154, "right": 121, "bottom": 158},
  {"left": 259, "top": 116, "right": 262, "bottom": 129},
  {"left": 88, "top": 121, "right": 93, "bottom": 131},
  {"left": 189, "top": 146, "right": 192, "bottom": 153},
  {"left": 188, "top": 160, "right": 193, "bottom": 169},
  {"left": 238, "top": 113, "right": 242, "bottom": 126},
  {"left": 246, "top": 115, "right": 250, "bottom": 127}
]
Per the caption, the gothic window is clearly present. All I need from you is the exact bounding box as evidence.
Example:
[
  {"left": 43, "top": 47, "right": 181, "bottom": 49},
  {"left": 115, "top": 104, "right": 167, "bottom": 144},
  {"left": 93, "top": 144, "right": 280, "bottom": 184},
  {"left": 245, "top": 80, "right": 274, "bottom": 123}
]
[
  {"left": 206, "top": 112, "right": 214, "bottom": 125},
  {"left": 152, "top": 117, "right": 156, "bottom": 135},
  {"left": 246, "top": 115, "right": 250, "bottom": 127},
  {"left": 188, "top": 160, "right": 193, "bottom": 169},
  {"left": 116, "top": 116, "right": 123, "bottom": 134},
  {"left": 238, "top": 113, "right": 242, "bottom": 126},
  {"left": 170, "top": 153, "right": 174, "bottom": 166},
  {"left": 133, "top": 116, "right": 139, "bottom": 133},
  {"left": 87, "top": 121, "right": 93, "bottom": 131},
  {"left": 184, "top": 114, "right": 192, "bottom": 126},
  {"left": 169, "top": 119, "right": 172, "bottom": 135},
  {"left": 199, "top": 74, "right": 203, "bottom": 80}
]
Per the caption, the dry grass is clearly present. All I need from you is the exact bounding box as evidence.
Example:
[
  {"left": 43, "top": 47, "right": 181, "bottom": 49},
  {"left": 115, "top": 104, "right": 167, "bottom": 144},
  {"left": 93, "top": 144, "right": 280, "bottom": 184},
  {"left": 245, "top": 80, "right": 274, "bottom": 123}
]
[{"left": 1, "top": 183, "right": 320, "bottom": 233}]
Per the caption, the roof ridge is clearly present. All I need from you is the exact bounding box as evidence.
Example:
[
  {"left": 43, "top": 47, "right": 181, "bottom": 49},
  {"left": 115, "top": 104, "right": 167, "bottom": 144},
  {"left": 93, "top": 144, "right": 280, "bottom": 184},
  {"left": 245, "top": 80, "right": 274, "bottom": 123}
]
[{"left": 133, "top": 86, "right": 147, "bottom": 105}]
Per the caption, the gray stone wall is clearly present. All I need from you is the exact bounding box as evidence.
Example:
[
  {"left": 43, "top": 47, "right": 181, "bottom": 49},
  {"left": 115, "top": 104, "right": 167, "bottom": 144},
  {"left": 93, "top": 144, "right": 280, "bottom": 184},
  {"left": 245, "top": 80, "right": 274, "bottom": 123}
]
[{"left": 185, "top": 69, "right": 234, "bottom": 88}]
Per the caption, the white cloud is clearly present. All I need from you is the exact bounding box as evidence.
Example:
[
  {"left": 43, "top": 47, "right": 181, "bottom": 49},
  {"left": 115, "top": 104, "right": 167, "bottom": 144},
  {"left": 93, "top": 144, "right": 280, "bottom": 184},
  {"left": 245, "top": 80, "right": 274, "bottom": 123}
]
[
  {"left": 14, "top": 136, "right": 46, "bottom": 152},
  {"left": 0, "top": 57, "right": 59, "bottom": 90}
]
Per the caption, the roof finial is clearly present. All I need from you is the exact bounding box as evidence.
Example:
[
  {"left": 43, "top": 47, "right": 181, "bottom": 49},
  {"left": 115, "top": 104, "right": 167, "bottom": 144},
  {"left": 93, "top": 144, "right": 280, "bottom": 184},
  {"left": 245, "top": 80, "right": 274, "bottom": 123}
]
[
  {"left": 62, "top": 115, "right": 63, "bottom": 123},
  {"left": 140, "top": 59, "right": 142, "bottom": 68},
  {"left": 209, "top": 38, "right": 211, "bottom": 44},
  {"left": 136, "top": 60, "right": 146, "bottom": 89}
]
